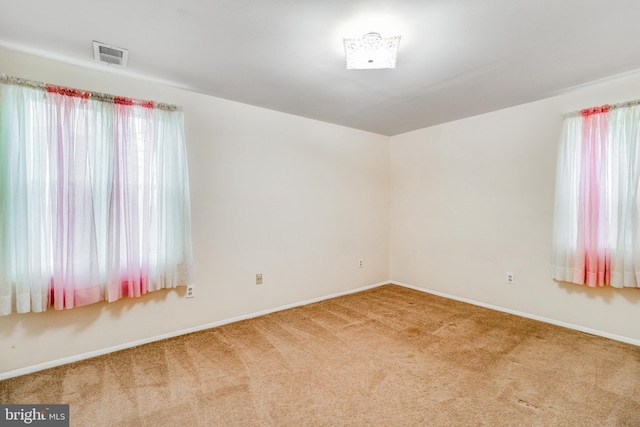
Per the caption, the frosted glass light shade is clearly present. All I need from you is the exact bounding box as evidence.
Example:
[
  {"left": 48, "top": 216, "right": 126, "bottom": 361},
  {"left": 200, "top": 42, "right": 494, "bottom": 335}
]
[{"left": 343, "top": 32, "right": 401, "bottom": 70}]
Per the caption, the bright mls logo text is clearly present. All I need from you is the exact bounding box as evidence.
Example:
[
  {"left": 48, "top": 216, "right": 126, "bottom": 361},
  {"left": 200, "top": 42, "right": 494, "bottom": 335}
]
[{"left": 2, "top": 405, "right": 69, "bottom": 426}]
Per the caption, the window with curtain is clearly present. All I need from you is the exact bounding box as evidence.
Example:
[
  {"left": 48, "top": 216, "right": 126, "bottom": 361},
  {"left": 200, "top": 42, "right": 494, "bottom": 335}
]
[
  {"left": 0, "top": 75, "right": 193, "bottom": 315},
  {"left": 552, "top": 102, "right": 640, "bottom": 288}
]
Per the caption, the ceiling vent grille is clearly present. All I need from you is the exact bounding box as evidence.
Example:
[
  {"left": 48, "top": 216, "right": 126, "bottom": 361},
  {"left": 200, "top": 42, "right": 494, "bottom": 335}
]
[{"left": 93, "top": 41, "right": 128, "bottom": 67}]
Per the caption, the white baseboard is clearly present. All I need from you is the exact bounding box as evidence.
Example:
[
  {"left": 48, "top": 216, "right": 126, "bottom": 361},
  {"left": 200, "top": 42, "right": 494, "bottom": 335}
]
[
  {"left": 6, "top": 279, "right": 637, "bottom": 381},
  {"left": 391, "top": 280, "right": 640, "bottom": 348},
  {"left": 0, "top": 281, "right": 388, "bottom": 381}
]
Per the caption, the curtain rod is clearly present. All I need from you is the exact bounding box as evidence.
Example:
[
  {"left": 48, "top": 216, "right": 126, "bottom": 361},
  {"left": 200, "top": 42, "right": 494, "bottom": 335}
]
[
  {"left": 0, "top": 74, "right": 182, "bottom": 112},
  {"left": 563, "top": 98, "right": 640, "bottom": 119}
]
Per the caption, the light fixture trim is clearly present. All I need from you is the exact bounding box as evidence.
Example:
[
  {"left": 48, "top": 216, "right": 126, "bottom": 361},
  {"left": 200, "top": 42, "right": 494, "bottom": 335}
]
[{"left": 343, "top": 32, "right": 401, "bottom": 70}]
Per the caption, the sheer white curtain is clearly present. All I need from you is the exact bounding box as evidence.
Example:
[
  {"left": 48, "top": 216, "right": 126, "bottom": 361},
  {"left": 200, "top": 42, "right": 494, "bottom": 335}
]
[
  {"left": 0, "top": 77, "right": 192, "bottom": 315},
  {"left": 552, "top": 104, "right": 640, "bottom": 288}
]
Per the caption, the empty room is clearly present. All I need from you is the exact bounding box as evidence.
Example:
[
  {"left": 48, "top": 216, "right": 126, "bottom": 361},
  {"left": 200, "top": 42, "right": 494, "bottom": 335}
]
[{"left": 1, "top": 1, "right": 640, "bottom": 425}]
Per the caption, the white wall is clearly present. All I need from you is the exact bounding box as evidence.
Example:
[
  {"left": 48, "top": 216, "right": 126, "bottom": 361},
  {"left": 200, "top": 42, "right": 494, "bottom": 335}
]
[
  {"left": 4, "top": 43, "right": 640, "bottom": 378},
  {"left": 390, "top": 71, "right": 640, "bottom": 342},
  {"left": 0, "top": 47, "right": 390, "bottom": 375}
]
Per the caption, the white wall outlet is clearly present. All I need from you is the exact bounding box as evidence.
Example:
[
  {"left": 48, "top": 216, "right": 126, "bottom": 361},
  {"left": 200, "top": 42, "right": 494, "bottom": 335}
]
[
  {"left": 358, "top": 259, "right": 363, "bottom": 268},
  {"left": 506, "top": 273, "right": 514, "bottom": 284},
  {"left": 186, "top": 284, "right": 195, "bottom": 298},
  {"left": 256, "top": 273, "right": 263, "bottom": 285}
]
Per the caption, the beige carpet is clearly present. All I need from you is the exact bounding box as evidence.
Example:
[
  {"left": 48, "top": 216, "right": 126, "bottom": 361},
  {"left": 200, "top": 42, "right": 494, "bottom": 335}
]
[{"left": 2, "top": 284, "right": 640, "bottom": 426}]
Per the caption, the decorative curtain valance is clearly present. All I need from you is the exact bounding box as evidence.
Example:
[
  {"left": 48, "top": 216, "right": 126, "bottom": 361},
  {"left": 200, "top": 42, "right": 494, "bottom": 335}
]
[
  {"left": 562, "top": 98, "right": 640, "bottom": 118},
  {"left": 0, "top": 74, "right": 182, "bottom": 111}
]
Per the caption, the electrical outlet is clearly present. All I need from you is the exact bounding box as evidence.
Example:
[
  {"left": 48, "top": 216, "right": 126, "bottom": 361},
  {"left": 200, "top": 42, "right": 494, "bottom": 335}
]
[
  {"left": 186, "top": 284, "right": 195, "bottom": 298},
  {"left": 358, "top": 259, "right": 363, "bottom": 268},
  {"left": 256, "top": 273, "right": 263, "bottom": 285},
  {"left": 506, "top": 273, "right": 514, "bottom": 284}
]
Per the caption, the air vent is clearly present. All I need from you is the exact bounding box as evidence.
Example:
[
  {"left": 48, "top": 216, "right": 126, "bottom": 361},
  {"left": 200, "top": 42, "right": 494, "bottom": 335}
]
[{"left": 93, "top": 41, "right": 128, "bottom": 67}]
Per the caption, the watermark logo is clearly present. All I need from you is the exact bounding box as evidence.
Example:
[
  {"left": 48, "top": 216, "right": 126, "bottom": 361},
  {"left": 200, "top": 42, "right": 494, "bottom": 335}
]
[{"left": 1, "top": 405, "right": 69, "bottom": 426}]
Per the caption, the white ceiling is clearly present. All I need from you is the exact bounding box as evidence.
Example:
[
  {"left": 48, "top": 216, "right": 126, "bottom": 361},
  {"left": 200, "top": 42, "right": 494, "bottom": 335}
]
[{"left": 2, "top": 0, "right": 640, "bottom": 136}]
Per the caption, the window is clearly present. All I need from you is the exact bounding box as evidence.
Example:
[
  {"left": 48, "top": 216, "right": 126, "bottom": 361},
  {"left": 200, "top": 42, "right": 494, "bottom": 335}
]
[
  {"left": 0, "top": 75, "right": 193, "bottom": 315},
  {"left": 552, "top": 103, "right": 640, "bottom": 288}
]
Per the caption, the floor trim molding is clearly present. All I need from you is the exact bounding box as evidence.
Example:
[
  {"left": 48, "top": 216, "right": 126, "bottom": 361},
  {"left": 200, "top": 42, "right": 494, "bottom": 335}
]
[
  {"left": 5, "top": 279, "right": 638, "bottom": 381},
  {"left": 0, "top": 281, "right": 388, "bottom": 381},
  {"left": 391, "top": 280, "right": 640, "bottom": 347}
]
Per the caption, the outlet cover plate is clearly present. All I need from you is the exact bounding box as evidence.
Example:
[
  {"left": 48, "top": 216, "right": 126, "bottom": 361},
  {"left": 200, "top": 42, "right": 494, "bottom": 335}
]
[{"left": 186, "top": 285, "right": 195, "bottom": 298}]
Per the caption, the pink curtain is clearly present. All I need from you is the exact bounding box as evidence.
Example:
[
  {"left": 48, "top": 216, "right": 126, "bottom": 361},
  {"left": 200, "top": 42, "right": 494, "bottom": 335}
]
[
  {"left": 576, "top": 106, "right": 610, "bottom": 286},
  {"left": 47, "top": 87, "right": 103, "bottom": 309}
]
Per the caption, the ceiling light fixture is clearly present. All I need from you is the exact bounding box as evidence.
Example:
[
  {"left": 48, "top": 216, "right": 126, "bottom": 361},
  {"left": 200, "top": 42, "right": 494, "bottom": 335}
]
[{"left": 343, "top": 32, "right": 401, "bottom": 70}]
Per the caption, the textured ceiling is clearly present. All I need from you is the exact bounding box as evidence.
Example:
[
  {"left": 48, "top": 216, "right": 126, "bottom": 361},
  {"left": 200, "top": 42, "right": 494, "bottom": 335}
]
[{"left": 2, "top": 0, "right": 640, "bottom": 135}]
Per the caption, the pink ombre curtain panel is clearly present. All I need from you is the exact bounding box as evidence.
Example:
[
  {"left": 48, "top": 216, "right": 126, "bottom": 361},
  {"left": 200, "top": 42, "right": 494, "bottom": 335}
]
[
  {"left": 0, "top": 76, "right": 192, "bottom": 315},
  {"left": 552, "top": 103, "right": 640, "bottom": 288}
]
